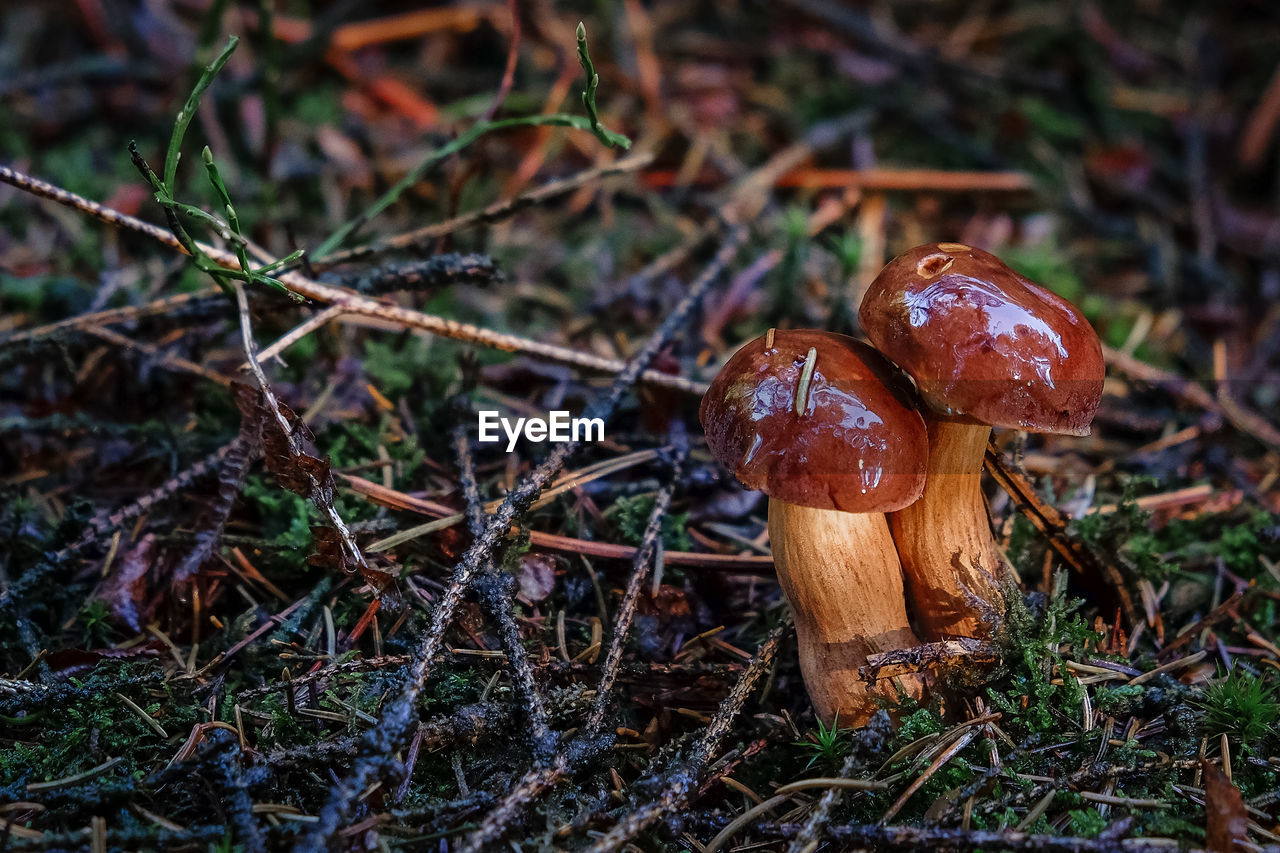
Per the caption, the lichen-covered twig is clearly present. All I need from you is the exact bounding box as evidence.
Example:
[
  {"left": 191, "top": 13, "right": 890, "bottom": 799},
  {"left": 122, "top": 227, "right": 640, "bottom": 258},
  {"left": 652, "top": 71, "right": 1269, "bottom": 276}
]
[
  {"left": 454, "top": 420, "right": 553, "bottom": 757},
  {"left": 173, "top": 426, "right": 258, "bottom": 584},
  {"left": 326, "top": 253, "right": 501, "bottom": 295},
  {"left": 295, "top": 227, "right": 746, "bottom": 852},
  {"left": 582, "top": 621, "right": 787, "bottom": 853},
  {"left": 585, "top": 439, "right": 687, "bottom": 733},
  {"left": 456, "top": 439, "right": 687, "bottom": 853},
  {"left": 0, "top": 442, "right": 240, "bottom": 611},
  {"left": 202, "top": 730, "right": 266, "bottom": 850}
]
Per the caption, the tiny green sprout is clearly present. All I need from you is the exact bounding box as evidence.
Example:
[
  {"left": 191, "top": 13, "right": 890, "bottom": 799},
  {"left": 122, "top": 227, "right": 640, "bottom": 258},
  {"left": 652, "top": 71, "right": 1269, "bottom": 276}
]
[
  {"left": 575, "top": 22, "right": 631, "bottom": 150},
  {"left": 1196, "top": 669, "right": 1279, "bottom": 745},
  {"left": 782, "top": 206, "right": 809, "bottom": 244},
  {"left": 828, "top": 232, "right": 862, "bottom": 278},
  {"left": 200, "top": 144, "right": 302, "bottom": 301},
  {"left": 79, "top": 599, "right": 114, "bottom": 646},
  {"left": 793, "top": 712, "right": 851, "bottom": 771},
  {"left": 165, "top": 35, "right": 238, "bottom": 191}
]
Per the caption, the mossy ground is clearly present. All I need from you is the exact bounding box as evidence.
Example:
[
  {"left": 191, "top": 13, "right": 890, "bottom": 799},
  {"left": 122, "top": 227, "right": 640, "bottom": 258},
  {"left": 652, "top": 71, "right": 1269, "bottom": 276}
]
[{"left": 2, "top": 0, "right": 1279, "bottom": 849}]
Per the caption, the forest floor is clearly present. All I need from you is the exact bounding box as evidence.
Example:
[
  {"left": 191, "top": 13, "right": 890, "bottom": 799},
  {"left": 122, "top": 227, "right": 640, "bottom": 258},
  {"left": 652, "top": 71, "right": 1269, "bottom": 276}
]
[{"left": 1, "top": 1, "right": 1279, "bottom": 850}]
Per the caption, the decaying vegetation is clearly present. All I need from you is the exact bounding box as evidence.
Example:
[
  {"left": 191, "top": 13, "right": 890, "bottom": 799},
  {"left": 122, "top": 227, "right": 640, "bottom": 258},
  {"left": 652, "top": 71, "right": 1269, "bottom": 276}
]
[{"left": 1, "top": 1, "right": 1279, "bottom": 850}]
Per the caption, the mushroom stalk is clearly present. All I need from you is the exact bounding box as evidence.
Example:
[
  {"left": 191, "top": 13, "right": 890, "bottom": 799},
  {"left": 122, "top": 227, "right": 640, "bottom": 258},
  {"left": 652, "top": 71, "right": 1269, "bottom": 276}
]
[
  {"left": 769, "top": 499, "right": 926, "bottom": 725},
  {"left": 700, "top": 329, "right": 931, "bottom": 724},
  {"left": 886, "top": 418, "right": 1009, "bottom": 640}
]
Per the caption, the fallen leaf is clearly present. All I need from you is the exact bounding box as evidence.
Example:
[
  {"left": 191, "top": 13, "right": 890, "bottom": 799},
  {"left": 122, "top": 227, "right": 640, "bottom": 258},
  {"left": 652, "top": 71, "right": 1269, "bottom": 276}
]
[
  {"left": 517, "top": 553, "right": 557, "bottom": 603},
  {"left": 1203, "top": 759, "right": 1249, "bottom": 852},
  {"left": 45, "top": 642, "right": 163, "bottom": 677},
  {"left": 96, "top": 533, "right": 154, "bottom": 632}
]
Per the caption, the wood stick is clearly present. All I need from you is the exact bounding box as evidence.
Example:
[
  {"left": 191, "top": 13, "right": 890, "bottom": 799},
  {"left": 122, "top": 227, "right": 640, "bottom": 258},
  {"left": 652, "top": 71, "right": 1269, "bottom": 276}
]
[{"left": 0, "top": 163, "right": 709, "bottom": 396}]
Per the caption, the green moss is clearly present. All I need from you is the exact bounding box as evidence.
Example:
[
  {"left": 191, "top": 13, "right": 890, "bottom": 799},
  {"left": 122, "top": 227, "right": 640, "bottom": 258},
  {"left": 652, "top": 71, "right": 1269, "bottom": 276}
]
[
  {"left": 1093, "top": 683, "right": 1145, "bottom": 715},
  {"left": 1136, "top": 811, "right": 1205, "bottom": 842},
  {"left": 1071, "top": 476, "right": 1170, "bottom": 580},
  {"left": 986, "top": 574, "right": 1099, "bottom": 735},
  {"left": 605, "top": 494, "right": 692, "bottom": 552},
  {"left": 240, "top": 472, "right": 316, "bottom": 563},
  {"left": 896, "top": 707, "right": 944, "bottom": 742},
  {"left": 1196, "top": 670, "right": 1280, "bottom": 747},
  {"left": 77, "top": 599, "right": 116, "bottom": 647},
  {"left": 421, "top": 667, "right": 484, "bottom": 716},
  {"left": 792, "top": 713, "right": 852, "bottom": 772},
  {"left": 1067, "top": 807, "right": 1108, "bottom": 837},
  {"left": 0, "top": 664, "right": 193, "bottom": 789}
]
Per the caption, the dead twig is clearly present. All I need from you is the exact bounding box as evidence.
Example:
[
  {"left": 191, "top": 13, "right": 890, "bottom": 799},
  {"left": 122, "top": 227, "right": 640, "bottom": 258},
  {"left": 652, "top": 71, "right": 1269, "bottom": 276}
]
[
  {"left": 581, "top": 621, "right": 787, "bottom": 853},
  {"left": 0, "top": 163, "right": 708, "bottom": 395},
  {"left": 82, "top": 324, "right": 233, "bottom": 387},
  {"left": 455, "top": 439, "right": 689, "bottom": 853},
  {"left": 232, "top": 279, "right": 367, "bottom": 572},
  {"left": 861, "top": 638, "right": 999, "bottom": 682},
  {"left": 296, "top": 227, "right": 746, "bottom": 851},
  {"left": 250, "top": 305, "right": 346, "bottom": 368},
  {"left": 453, "top": 419, "right": 554, "bottom": 758},
  {"left": 984, "top": 441, "right": 1138, "bottom": 628},
  {"left": 340, "top": 472, "right": 775, "bottom": 572},
  {"left": 0, "top": 288, "right": 223, "bottom": 347},
  {"left": 314, "top": 152, "right": 655, "bottom": 270}
]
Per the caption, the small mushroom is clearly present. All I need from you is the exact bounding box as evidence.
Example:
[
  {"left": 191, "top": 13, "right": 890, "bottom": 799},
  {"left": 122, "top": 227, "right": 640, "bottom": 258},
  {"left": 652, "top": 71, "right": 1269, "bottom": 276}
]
[
  {"left": 859, "top": 242, "right": 1104, "bottom": 640},
  {"left": 700, "top": 329, "right": 929, "bottom": 725}
]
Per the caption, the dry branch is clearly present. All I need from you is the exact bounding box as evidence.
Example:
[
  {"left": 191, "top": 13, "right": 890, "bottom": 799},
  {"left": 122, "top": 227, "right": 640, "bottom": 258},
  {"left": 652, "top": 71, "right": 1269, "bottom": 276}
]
[
  {"left": 313, "top": 152, "right": 655, "bottom": 269},
  {"left": 582, "top": 621, "right": 787, "bottom": 852},
  {"left": 340, "top": 472, "right": 775, "bottom": 572},
  {"left": 455, "top": 439, "right": 688, "bottom": 853},
  {"left": 0, "top": 163, "right": 709, "bottom": 396},
  {"left": 296, "top": 227, "right": 747, "bottom": 851},
  {"left": 453, "top": 420, "right": 554, "bottom": 757}
]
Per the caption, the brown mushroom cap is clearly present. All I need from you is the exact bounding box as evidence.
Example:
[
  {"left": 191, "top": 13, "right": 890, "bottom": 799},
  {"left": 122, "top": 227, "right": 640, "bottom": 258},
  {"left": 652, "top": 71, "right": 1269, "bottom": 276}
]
[
  {"left": 859, "top": 243, "right": 1104, "bottom": 435},
  {"left": 699, "top": 329, "right": 927, "bottom": 512}
]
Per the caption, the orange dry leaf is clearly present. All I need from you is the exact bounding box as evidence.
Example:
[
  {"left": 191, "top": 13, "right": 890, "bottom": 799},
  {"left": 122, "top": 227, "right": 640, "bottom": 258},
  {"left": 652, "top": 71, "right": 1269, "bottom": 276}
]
[{"left": 1203, "top": 759, "right": 1249, "bottom": 852}]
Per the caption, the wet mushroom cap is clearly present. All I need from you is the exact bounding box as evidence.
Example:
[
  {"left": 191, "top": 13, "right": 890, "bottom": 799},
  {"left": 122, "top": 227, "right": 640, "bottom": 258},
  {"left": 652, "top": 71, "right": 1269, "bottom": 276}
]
[
  {"left": 699, "top": 329, "right": 927, "bottom": 512},
  {"left": 859, "top": 243, "right": 1104, "bottom": 435}
]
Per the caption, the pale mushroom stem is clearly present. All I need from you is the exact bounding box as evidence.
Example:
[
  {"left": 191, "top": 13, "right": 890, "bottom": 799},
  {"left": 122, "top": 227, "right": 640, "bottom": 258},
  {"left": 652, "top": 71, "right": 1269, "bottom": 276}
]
[
  {"left": 887, "top": 418, "right": 1010, "bottom": 640},
  {"left": 768, "top": 499, "right": 927, "bottom": 726}
]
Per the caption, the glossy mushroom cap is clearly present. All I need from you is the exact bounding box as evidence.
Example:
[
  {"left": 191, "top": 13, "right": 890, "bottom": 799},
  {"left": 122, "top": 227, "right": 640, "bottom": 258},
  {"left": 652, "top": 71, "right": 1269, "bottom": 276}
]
[
  {"left": 859, "top": 243, "right": 1104, "bottom": 435},
  {"left": 699, "top": 329, "right": 927, "bottom": 512}
]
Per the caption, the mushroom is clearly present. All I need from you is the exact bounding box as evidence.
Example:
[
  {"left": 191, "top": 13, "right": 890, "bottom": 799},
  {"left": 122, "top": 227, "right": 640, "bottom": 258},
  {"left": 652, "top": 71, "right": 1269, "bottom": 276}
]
[
  {"left": 699, "top": 328, "right": 930, "bottom": 725},
  {"left": 859, "top": 242, "right": 1104, "bottom": 640}
]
